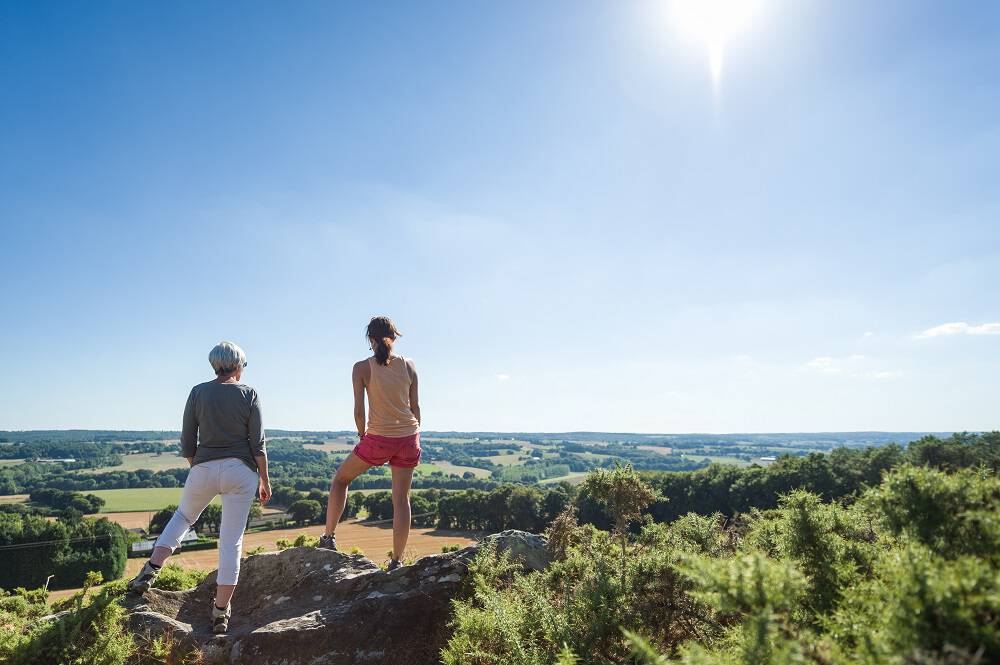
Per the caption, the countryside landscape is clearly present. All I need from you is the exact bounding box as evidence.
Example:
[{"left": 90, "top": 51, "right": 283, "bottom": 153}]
[
  {"left": 2, "top": 427, "right": 998, "bottom": 664},
  {"left": 3, "top": 0, "right": 999, "bottom": 663}
]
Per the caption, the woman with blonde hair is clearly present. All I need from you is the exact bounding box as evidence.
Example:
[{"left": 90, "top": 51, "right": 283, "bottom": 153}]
[{"left": 127, "top": 341, "right": 271, "bottom": 634}]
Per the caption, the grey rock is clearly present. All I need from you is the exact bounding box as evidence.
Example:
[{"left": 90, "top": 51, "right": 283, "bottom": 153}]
[{"left": 122, "top": 530, "right": 549, "bottom": 665}]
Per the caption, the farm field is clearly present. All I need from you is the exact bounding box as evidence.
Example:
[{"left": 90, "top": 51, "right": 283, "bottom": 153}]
[
  {"left": 538, "top": 472, "right": 588, "bottom": 485},
  {"left": 90, "top": 505, "right": 287, "bottom": 530},
  {"left": 638, "top": 445, "right": 673, "bottom": 455},
  {"left": 682, "top": 453, "right": 751, "bottom": 467},
  {"left": 48, "top": 520, "right": 479, "bottom": 601},
  {"left": 0, "top": 459, "right": 24, "bottom": 467},
  {"left": 86, "top": 452, "right": 188, "bottom": 474},
  {"left": 486, "top": 453, "right": 528, "bottom": 466},
  {"left": 0, "top": 493, "right": 28, "bottom": 504},
  {"left": 303, "top": 439, "right": 356, "bottom": 453},
  {"left": 431, "top": 460, "right": 491, "bottom": 478},
  {"left": 87, "top": 486, "right": 453, "bottom": 514},
  {"left": 90, "top": 488, "right": 217, "bottom": 512}
]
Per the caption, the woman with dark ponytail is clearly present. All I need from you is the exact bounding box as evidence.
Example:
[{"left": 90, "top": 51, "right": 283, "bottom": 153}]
[{"left": 318, "top": 316, "right": 421, "bottom": 570}]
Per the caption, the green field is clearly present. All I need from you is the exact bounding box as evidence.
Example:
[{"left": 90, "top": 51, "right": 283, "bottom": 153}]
[
  {"left": 90, "top": 488, "right": 220, "bottom": 512},
  {"left": 86, "top": 452, "right": 189, "bottom": 474},
  {"left": 432, "top": 460, "right": 492, "bottom": 478},
  {"left": 682, "top": 454, "right": 751, "bottom": 468},
  {"left": 485, "top": 453, "right": 528, "bottom": 466},
  {"left": 538, "top": 472, "right": 588, "bottom": 485},
  {"left": 303, "top": 439, "right": 356, "bottom": 453},
  {"left": 412, "top": 462, "right": 446, "bottom": 476},
  {"left": 0, "top": 459, "right": 24, "bottom": 467}
]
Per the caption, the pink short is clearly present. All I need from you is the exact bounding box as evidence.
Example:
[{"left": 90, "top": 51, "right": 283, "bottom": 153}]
[{"left": 353, "top": 433, "right": 421, "bottom": 468}]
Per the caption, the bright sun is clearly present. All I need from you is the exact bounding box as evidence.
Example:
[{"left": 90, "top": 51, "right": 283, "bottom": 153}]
[{"left": 672, "top": 0, "right": 760, "bottom": 85}]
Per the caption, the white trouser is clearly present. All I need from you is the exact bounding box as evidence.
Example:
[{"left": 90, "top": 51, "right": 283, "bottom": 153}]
[{"left": 154, "top": 457, "right": 258, "bottom": 586}]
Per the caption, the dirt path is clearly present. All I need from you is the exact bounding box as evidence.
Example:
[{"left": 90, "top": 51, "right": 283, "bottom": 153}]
[{"left": 49, "top": 520, "right": 478, "bottom": 601}]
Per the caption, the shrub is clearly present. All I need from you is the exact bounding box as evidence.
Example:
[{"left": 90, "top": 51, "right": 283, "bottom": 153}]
[
  {"left": 4, "top": 572, "right": 134, "bottom": 665},
  {"left": 444, "top": 464, "right": 1000, "bottom": 665},
  {"left": 278, "top": 533, "right": 318, "bottom": 550},
  {"left": 151, "top": 564, "right": 208, "bottom": 591}
]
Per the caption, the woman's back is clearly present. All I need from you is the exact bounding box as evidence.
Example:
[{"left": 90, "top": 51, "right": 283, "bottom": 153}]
[
  {"left": 365, "top": 356, "right": 419, "bottom": 437},
  {"left": 182, "top": 380, "right": 264, "bottom": 471}
]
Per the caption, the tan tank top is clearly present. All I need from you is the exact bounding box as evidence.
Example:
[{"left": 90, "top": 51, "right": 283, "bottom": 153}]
[{"left": 365, "top": 356, "right": 419, "bottom": 437}]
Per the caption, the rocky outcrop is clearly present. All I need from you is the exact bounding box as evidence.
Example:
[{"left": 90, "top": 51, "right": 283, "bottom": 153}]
[{"left": 124, "top": 530, "right": 549, "bottom": 665}]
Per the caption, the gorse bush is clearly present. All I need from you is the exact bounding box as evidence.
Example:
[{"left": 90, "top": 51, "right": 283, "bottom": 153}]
[
  {"left": 3, "top": 572, "right": 134, "bottom": 665},
  {"left": 276, "top": 532, "right": 319, "bottom": 550},
  {"left": 151, "top": 564, "right": 208, "bottom": 591},
  {"left": 0, "top": 565, "right": 212, "bottom": 665},
  {"left": 444, "top": 463, "right": 1000, "bottom": 665},
  {"left": 444, "top": 464, "right": 725, "bottom": 664}
]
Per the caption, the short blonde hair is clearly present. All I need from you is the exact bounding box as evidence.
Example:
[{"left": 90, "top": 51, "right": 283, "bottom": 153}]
[{"left": 208, "top": 341, "right": 246, "bottom": 376}]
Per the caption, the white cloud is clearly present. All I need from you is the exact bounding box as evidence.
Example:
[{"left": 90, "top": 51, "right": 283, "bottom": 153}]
[
  {"left": 917, "top": 321, "right": 1000, "bottom": 339},
  {"left": 862, "top": 331, "right": 875, "bottom": 338},
  {"left": 804, "top": 356, "right": 843, "bottom": 374},
  {"left": 802, "top": 355, "right": 896, "bottom": 380},
  {"left": 495, "top": 373, "right": 511, "bottom": 381}
]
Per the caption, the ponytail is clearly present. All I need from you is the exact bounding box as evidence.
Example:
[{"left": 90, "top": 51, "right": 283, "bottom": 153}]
[
  {"left": 374, "top": 336, "right": 392, "bottom": 366},
  {"left": 366, "top": 316, "right": 402, "bottom": 366}
]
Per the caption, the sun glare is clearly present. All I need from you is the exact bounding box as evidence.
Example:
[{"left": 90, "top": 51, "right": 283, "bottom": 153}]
[{"left": 671, "top": 0, "right": 760, "bottom": 85}]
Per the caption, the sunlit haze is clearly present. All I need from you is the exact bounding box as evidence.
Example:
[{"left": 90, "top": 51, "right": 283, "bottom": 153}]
[{"left": 671, "top": 0, "right": 761, "bottom": 84}]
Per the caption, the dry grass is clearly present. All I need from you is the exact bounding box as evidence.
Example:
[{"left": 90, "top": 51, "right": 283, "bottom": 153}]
[{"left": 0, "top": 493, "right": 28, "bottom": 504}]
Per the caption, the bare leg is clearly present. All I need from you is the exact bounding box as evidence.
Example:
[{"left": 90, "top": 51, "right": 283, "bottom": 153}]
[
  {"left": 390, "top": 466, "right": 414, "bottom": 561},
  {"left": 215, "top": 584, "right": 237, "bottom": 607},
  {"left": 149, "top": 545, "right": 172, "bottom": 567},
  {"left": 324, "top": 453, "right": 372, "bottom": 536}
]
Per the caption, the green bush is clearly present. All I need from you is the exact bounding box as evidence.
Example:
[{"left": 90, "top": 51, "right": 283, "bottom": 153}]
[
  {"left": 151, "top": 564, "right": 208, "bottom": 591},
  {"left": 277, "top": 533, "right": 319, "bottom": 550},
  {"left": 3, "top": 572, "right": 134, "bottom": 665},
  {"left": 443, "top": 466, "right": 723, "bottom": 664},
  {"left": 0, "top": 514, "right": 128, "bottom": 590},
  {"left": 444, "top": 464, "right": 1000, "bottom": 665}
]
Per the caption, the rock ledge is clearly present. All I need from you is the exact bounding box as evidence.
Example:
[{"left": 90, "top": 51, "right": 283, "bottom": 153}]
[{"left": 124, "top": 530, "right": 549, "bottom": 665}]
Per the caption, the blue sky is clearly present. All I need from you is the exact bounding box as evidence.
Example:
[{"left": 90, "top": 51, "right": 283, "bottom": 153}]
[{"left": 1, "top": 1, "right": 998, "bottom": 433}]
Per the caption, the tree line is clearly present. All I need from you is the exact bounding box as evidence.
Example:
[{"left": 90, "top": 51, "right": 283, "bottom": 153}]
[{"left": 0, "top": 513, "right": 127, "bottom": 590}]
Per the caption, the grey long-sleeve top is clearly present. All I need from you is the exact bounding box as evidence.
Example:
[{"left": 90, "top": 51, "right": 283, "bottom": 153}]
[{"left": 181, "top": 380, "right": 265, "bottom": 472}]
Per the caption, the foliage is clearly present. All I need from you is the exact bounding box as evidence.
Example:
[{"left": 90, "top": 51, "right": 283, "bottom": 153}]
[
  {"left": 638, "top": 432, "right": 997, "bottom": 525},
  {"left": 289, "top": 499, "right": 322, "bottom": 526},
  {"left": 3, "top": 572, "right": 134, "bottom": 665},
  {"left": 438, "top": 484, "right": 573, "bottom": 531},
  {"left": 444, "top": 463, "right": 1000, "bottom": 665},
  {"left": 151, "top": 564, "right": 208, "bottom": 591},
  {"left": 443, "top": 477, "right": 722, "bottom": 664},
  {"left": 29, "top": 487, "right": 105, "bottom": 513},
  {"left": 276, "top": 533, "right": 319, "bottom": 550},
  {"left": 0, "top": 513, "right": 128, "bottom": 590}
]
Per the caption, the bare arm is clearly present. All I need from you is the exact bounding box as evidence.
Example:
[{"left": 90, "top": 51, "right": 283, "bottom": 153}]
[
  {"left": 249, "top": 391, "right": 270, "bottom": 502},
  {"left": 255, "top": 454, "right": 271, "bottom": 504},
  {"left": 407, "top": 359, "right": 421, "bottom": 425},
  {"left": 352, "top": 361, "right": 367, "bottom": 439}
]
